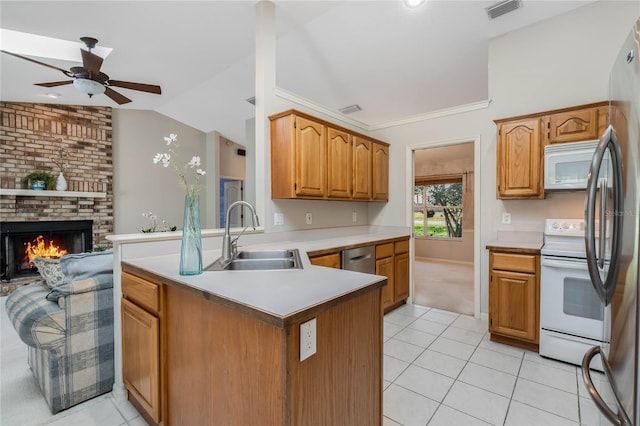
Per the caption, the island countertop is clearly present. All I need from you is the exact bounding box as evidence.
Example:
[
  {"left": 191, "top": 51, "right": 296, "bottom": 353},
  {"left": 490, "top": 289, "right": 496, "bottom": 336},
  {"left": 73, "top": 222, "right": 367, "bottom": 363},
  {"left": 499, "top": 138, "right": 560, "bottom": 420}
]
[{"left": 121, "top": 226, "right": 410, "bottom": 327}]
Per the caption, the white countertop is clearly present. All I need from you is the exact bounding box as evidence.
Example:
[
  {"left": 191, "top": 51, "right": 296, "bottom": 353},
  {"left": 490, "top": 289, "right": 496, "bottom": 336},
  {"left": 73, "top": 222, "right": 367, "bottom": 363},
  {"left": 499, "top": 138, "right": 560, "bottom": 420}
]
[{"left": 123, "top": 226, "right": 410, "bottom": 324}]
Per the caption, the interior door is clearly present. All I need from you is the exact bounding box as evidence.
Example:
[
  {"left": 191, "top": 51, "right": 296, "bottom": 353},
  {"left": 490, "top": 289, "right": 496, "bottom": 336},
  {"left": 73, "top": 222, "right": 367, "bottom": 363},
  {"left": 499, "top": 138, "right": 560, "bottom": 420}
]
[{"left": 220, "top": 179, "right": 243, "bottom": 228}]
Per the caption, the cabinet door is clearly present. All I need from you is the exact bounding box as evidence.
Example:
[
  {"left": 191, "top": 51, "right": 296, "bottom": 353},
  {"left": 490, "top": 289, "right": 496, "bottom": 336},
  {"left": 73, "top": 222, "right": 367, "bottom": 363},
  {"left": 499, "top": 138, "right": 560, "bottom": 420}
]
[
  {"left": 548, "top": 107, "right": 600, "bottom": 144},
  {"left": 309, "top": 252, "right": 341, "bottom": 269},
  {"left": 393, "top": 252, "right": 409, "bottom": 302},
  {"left": 489, "top": 270, "right": 537, "bottom": 342},
  {"left": 122, "top": 298, "right": 160, "bottom": 423},
  {"left": 497, "top": 118, "right": 542, "bottom": 199},
  {"left": 376, "top": 257, "right": 394, "bottom": 309},
  {"left": 295, "top": 116, "right": 326, "bottom": 197},
  {"left": 372, "top": 143, "right": 389, "bottom": 201},
  {"left": 327, "top": 127, "right": 352, "bottom": 199},
  {"left": 352, "top": 136, "right": 372, "bottom": 200}
]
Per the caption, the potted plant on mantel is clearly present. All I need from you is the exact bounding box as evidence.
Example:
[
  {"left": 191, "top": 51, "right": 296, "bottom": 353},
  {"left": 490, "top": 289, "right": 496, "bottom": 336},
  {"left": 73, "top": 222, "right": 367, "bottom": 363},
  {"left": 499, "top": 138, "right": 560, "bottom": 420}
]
[{"left": 24, "top": 171, "right": 56, "bottom": 190}]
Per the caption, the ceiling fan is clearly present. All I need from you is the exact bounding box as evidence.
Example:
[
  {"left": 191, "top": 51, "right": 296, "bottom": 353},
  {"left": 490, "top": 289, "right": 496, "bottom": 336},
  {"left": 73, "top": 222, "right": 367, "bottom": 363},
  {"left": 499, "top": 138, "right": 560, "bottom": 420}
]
[{"left": 1, "top": 36, "right": 161, "bottom": 105}]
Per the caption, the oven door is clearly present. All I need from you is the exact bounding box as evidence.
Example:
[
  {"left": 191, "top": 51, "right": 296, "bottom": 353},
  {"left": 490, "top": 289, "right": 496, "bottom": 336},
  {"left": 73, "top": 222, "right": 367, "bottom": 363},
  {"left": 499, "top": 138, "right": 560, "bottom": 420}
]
[{"left": 540, "top": 255, "right": 610, "bottom": 342}]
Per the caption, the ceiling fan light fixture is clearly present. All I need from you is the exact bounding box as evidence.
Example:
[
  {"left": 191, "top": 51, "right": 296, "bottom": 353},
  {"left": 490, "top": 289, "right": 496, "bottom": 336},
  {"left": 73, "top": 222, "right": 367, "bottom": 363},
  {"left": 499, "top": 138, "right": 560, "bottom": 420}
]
[{"left": 73, "top": 78, "right": 105, "bottom": 96}]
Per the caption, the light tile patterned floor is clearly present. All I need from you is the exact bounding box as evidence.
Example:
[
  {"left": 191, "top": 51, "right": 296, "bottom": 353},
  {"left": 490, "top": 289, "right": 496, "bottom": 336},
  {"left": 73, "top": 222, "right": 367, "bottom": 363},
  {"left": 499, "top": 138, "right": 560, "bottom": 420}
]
[
  {"left": 383, "top": 304, "right": 609, "bottom": 426},
  {"left": 2, "top": 296, "right": 609, "bottom": 426}
]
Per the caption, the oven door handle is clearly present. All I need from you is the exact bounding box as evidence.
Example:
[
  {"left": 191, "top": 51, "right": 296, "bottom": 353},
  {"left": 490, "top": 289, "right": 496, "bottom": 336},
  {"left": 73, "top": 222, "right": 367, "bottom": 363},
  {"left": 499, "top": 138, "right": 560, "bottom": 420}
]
[{"left": 541, "top": 258, "right": 587, "bottom": 269}]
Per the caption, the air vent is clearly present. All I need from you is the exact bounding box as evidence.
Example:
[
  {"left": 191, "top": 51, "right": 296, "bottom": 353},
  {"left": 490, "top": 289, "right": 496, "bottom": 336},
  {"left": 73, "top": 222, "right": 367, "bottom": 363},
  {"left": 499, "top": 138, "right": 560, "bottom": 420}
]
[
  {"left": 246, "top": 96, "right": 256, "bottom": 105},
  {"left": 486, "top": 0, "right": 522, "bottom": 20},
  {"left": 339, "top": 104, "right": 362, "bottom": 114}
]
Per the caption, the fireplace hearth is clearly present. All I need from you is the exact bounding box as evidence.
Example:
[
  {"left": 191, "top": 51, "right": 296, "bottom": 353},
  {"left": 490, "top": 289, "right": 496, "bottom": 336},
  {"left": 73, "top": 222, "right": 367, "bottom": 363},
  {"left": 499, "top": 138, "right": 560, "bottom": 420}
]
[{"left": 1, "top": 220, "right": 93, "bottom": 281}]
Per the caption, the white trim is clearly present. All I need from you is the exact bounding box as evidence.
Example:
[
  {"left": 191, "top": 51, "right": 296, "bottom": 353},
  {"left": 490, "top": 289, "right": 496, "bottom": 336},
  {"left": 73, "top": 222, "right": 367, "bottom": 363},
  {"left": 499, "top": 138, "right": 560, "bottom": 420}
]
[
  {"left": 273, "top": 86, "right": 370, "bottom": 132},
  {"left": 370, "top": 100, "right": 491, "bottom": 131},
  {"left": 406, "top": 135, "right": 483, "bottom": 319},
  {"left": 0, "top": 188, "right": 106, "bottom": 198},
  {"left": 274, "top": 85, "right": 491, "bottom": 133}
]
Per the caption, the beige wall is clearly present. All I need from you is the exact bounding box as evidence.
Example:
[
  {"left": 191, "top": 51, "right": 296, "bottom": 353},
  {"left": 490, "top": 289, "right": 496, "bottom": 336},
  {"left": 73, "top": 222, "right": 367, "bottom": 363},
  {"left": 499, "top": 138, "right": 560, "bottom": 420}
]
[
  {"left": 112, "top": 109, "right": 206, "bottom": 234},
  {"left": 368, "top": 0, "right": 638, "bottom": 313},
  {"left": 219, "top": 136, "right": 246, "bottom": 180}
]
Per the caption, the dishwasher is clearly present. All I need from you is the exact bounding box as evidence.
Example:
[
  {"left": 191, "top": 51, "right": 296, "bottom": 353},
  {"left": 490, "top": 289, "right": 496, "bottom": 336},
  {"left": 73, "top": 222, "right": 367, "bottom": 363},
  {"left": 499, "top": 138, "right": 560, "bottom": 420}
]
[{"left": 341, "top": 245, "right": 375, "bottom": 274}]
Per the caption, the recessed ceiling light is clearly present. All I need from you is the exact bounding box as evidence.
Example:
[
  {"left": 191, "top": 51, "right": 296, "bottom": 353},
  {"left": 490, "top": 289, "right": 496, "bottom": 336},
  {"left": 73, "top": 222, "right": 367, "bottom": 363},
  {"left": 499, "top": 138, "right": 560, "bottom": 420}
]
[
  {"left": 45, "top": 93, "right": 62, "bottom": 99},
  {"left": 403, "top": 0, "right": 426, "bottom": 8}
]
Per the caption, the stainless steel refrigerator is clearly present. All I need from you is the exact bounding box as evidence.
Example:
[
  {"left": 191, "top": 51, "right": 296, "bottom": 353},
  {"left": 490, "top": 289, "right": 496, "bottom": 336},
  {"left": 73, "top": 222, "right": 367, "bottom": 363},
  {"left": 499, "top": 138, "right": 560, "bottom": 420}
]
[{"left": 582, "top": 17, "right": 640, "bottom": 426}]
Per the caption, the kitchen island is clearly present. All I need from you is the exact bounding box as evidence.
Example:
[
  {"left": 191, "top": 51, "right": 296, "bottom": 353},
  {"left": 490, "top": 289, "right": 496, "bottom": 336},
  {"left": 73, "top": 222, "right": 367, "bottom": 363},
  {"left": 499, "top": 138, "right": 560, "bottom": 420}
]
[{"left": 115, "top": 226, "right": 409, "bottom": 426}]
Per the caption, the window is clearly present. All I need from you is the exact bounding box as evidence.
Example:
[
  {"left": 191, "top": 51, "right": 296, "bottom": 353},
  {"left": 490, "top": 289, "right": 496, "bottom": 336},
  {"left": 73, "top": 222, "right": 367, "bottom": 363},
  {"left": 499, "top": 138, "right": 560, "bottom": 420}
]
[{"left": 414, "top": 176, "right": 463, "bottom": 239}]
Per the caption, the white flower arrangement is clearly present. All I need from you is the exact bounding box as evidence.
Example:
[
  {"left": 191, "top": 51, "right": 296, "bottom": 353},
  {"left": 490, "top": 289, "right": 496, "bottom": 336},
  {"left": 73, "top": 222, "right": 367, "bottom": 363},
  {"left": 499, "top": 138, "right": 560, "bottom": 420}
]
[
  {"left": 139, "top": 211, "right": 177, "bottom": 233},
  {"left": 153, "top": 133, "right": 206, "bottom": 197}
]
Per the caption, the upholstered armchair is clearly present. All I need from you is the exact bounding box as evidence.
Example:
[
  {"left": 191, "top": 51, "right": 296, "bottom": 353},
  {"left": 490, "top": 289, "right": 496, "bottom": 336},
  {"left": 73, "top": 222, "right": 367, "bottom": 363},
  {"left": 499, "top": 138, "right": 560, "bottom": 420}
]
[{"left": 5, "top": 251, "right": 114, "bottom": 413}]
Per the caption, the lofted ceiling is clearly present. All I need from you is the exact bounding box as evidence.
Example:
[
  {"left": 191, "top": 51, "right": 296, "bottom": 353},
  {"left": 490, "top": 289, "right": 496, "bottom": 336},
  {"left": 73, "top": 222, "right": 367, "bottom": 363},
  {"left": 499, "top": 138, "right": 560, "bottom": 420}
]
[{"left": 0, "top": 0, "right": 596, "bottom": 144}]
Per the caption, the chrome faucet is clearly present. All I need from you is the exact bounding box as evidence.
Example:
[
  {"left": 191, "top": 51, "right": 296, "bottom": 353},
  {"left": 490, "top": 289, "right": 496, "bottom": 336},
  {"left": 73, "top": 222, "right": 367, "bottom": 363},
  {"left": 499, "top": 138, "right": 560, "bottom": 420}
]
[{"left": 221, "top": 201, "right": 260, "bottom": 263}]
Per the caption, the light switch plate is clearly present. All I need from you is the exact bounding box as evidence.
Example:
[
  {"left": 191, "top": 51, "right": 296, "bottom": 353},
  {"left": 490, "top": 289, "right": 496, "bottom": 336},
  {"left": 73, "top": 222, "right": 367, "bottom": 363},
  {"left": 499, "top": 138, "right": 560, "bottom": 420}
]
[
  {"left": 502, "top": 213, "right": 512, "bottom": 225},
  {"left": 306, "top": 212, "right": 313, "bottom": 225},
  {"left": 274, "top": 212, "right": 284, "bottom": 226}
]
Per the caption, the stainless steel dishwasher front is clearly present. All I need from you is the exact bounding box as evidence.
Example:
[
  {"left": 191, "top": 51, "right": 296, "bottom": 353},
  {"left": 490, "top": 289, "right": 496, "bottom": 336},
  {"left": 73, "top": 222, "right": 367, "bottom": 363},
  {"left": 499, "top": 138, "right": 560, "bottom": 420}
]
[{"left": 341, "top": 245, "right": 375, "bottom": 274}]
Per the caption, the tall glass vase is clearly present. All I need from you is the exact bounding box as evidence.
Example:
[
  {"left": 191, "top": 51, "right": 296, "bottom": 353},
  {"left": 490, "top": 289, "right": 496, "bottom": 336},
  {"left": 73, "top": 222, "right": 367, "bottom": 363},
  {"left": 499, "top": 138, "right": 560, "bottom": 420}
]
[{"left": 179, "top": 194, "right": 202, "bottom": 275}]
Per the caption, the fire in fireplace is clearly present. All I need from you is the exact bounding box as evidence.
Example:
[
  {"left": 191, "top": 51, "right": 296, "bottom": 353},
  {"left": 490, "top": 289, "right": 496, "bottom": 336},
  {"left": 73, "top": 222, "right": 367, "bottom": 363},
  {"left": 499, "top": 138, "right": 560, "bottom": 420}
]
[{"left": 1, "top": 221, "right": 92, "bottom": 281}]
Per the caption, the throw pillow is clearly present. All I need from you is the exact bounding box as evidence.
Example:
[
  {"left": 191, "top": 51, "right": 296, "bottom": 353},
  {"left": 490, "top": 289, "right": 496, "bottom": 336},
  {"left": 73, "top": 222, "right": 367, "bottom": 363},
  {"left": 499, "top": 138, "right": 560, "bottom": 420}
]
[
  {"left": 31, "top": 257, "right": 66, "bottom": 288},
  {"left": 60, "top": 251, "right": 113, "bottom": 281}
]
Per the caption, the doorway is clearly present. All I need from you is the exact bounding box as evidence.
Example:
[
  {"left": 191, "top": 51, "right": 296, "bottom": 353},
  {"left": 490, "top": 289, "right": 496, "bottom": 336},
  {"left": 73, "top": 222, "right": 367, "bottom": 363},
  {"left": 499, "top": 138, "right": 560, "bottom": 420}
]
[
  {"left": 412, "top": 142, "right": 476, "bottom": 316},
  {"left": 219, "top": 179, "right": 244, "bottom": 228}
]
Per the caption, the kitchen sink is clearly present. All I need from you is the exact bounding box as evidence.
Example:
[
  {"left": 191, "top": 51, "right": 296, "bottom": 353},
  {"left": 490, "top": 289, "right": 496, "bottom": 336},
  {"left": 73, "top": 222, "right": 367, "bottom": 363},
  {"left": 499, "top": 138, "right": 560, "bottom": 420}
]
[
  {"left": 205, "top": 249, "right": 303, "bottom": 271},
  {"left": 236, "top": 249, "right": 296, "bottom": 260}
]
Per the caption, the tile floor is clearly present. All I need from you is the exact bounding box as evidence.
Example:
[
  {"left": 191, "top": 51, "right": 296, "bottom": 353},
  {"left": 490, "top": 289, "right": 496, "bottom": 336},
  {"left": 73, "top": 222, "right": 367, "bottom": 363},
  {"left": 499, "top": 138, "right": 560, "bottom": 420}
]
[
  {"left": 382, "top": 304, "right": 610, "bottom": 426},
  {"left": 2, "top": 297, "right": 609, "bottom": 426}
]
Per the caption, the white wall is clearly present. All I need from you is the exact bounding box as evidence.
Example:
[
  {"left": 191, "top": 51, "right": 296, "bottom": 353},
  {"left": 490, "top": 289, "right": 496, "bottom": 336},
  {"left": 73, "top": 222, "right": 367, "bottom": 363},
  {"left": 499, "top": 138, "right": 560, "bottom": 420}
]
[
  {"left": 112, "top": 109, "right": 206, "bottom": 234},
  {"left": 368, "top": 0, "right": 638, "bottom": 313}
]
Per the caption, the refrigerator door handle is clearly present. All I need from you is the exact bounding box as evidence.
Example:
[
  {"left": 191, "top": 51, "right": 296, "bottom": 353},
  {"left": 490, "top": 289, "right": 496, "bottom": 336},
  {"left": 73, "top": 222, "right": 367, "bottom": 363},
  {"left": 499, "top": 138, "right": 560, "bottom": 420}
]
[
  {"left": 585, "top": 125, "right": 624, "bottom": 305},
  {"left": 598, "top": 178, "right": 607, "bottom": 270},
  {"left": 582, "top": 346, "right": 632, "bottom": 426}
]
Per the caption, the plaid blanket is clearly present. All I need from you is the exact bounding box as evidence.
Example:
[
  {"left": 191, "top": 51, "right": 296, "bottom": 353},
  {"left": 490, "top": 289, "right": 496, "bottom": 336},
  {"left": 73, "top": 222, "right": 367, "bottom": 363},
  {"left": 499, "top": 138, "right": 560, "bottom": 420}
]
[{"left": 5, "top": 276, "right": 114, "bottom": 413}]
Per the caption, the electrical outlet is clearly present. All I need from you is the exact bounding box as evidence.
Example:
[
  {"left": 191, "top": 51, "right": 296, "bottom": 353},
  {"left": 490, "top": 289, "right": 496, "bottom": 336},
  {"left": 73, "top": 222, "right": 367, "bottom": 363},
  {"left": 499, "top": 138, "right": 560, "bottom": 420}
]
[
  {"left": 352, "top": 211, "right": 357, "bottom": 222},
  {"left": 306, "top": 212, "right": 313, "bottom": 225},
  {"left": 502, "top": 213, "right": 512, "bottom": 225},
  {"left": 274, "top": 212, "right": 284, "bottom": 226},
  {"left": 300, "top": 318, "right": 316, "bottom": 361}
]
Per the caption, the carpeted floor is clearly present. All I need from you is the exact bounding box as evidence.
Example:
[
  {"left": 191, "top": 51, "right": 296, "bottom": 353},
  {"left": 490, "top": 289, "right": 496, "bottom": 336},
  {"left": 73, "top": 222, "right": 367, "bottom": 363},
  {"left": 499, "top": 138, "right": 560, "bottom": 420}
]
[{"left": 412, "top": 257, "right": 474, "bottom": 316}]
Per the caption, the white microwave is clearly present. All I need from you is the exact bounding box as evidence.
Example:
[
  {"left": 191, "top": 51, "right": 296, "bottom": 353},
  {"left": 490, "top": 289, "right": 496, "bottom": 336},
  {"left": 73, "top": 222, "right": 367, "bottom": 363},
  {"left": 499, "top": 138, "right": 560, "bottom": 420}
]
[{"left": 544, "top": 140, "right": 609, "bottom": 191}]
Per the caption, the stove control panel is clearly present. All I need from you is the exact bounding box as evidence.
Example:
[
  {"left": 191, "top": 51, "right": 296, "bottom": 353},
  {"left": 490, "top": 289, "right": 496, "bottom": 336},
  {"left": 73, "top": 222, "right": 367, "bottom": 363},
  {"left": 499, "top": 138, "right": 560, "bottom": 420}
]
[{"left": 545, "top": 219, "right": 586, "bottom": 236}]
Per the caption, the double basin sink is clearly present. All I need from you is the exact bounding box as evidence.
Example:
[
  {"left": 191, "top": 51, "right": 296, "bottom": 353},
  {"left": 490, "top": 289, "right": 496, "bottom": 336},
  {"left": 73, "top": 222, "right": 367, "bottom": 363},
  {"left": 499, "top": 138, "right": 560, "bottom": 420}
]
[{"left": 205, "top": 249, "right": 303, "bottom": 271}]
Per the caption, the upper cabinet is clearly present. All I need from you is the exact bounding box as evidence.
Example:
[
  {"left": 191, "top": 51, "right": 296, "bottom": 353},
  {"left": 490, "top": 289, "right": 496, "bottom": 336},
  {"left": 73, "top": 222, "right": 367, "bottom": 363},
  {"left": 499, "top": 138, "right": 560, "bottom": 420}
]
[
  {"left": 269, "top": 110, "right": 389, "bottom": 202},
  {"left": 496, "top": 118, "right": 543, "bottom": 199},
  {"left": 495, "top": 101, "right": 608, "bottom": 200},
  {"left": 545, "top": 105, "right": 608, "bottom": 144}
]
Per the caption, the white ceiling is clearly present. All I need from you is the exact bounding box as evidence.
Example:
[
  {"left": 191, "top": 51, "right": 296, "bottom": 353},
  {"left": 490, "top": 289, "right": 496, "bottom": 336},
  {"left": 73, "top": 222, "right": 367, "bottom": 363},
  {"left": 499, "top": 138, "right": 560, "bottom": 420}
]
[{"left": 0, "top": 0, "right": 596, "bottom": 144}]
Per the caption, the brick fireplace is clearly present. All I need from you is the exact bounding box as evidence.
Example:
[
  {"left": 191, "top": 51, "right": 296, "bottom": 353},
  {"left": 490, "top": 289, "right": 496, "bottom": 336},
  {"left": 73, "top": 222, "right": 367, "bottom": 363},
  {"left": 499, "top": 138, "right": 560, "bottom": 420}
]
[{"left": 1, "top": 102, "right": 114, "bottom": 291}]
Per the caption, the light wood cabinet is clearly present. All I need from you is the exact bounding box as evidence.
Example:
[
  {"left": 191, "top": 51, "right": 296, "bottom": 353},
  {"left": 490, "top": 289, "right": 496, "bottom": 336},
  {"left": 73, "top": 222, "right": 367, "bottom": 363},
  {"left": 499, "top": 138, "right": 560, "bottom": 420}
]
[
  {"left": 372, "top": 143, "right": 389, "bottom": 201},
  {"left": 309, "top": 252, "right": 341, "bottom": 269},
  {"left": 376, "top": 237, "right": 410, "bottom": 312},
  {"left": 545, "top": 106, "right": 607, "bottom": 144},
  {"left": 496, "top": 118, "right": 543, "bottom": 199},
  {"left": 327, "top": 127, "right": 352, "bottom": 199},
  {"left": 270, "top": 109, "right": 389, "bottom": 202},
  {"left": 495, "top": 101, "right": 608, "bottom": 200},
  {"left": 121, "top": 271, "right": 163, "bottom": 425},
  {"left": 488, "top": 250, "right": 540, "bottom": 351},
  {"left": 352, "top": 136, "right": 372, "bottom": 200}
]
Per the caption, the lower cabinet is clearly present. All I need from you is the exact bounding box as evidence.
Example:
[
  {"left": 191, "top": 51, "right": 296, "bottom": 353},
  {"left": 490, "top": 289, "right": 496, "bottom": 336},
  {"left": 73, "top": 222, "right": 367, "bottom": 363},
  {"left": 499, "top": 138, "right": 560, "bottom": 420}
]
[
  {"left": 376, "top": 237, "right": 410, "bottom": 312},
  {"left": 488, "top": 250, "right": 540, "bottom": 351},
  {"left": 121, "top": 270, "right": 163, "bottom": 426},
  {"left": 309, "top": 252, "right": 341, "bottom": 269}
]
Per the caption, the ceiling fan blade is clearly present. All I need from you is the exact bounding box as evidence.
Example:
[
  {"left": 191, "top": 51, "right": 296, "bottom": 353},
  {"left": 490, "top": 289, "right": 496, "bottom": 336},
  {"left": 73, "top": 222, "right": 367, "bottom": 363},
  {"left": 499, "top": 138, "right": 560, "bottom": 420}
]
[
  {"left": 35, "top": 80, "right": 73, "bottom": 88},
  {"left": 1, "top": 49, "right": 71, "bottom": 77},
  {"left": 104, "top": 87, "right": 132, "bottom": 105},
  {"left": 81, "top": 49, "right": 103, "bottom": 75},
  {"left": 109, "top": 80, "right": 162, "bottom": 94}
]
